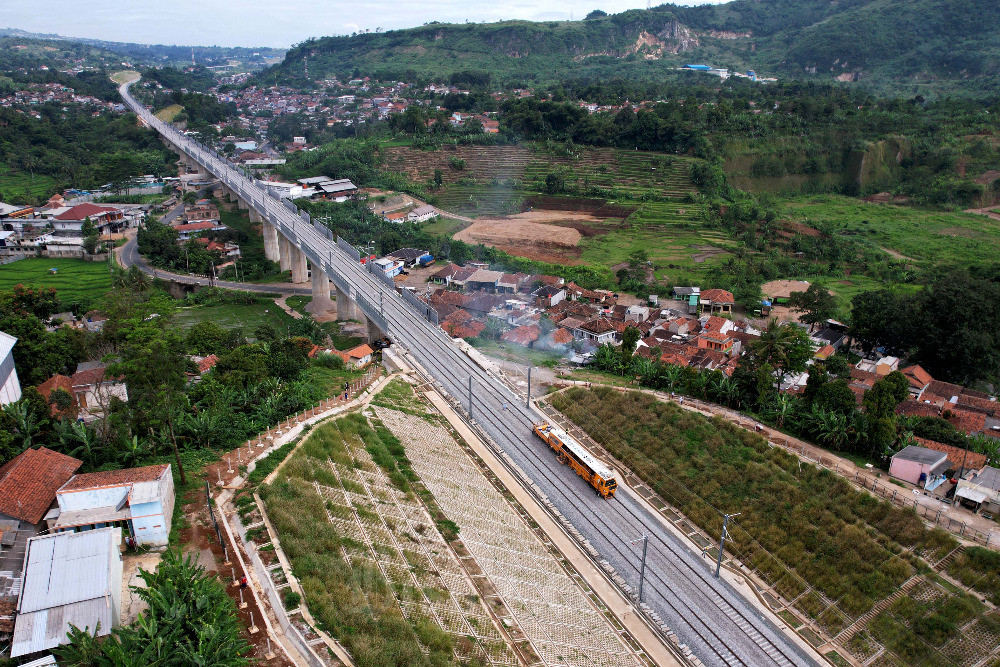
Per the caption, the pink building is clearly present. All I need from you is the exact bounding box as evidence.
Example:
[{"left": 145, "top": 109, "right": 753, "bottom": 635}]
[{"left": 889, "top": 445, "right": 950, "bottom": 488}]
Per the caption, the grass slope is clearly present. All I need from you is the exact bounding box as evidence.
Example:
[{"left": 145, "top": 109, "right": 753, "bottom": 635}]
[{"left": 782, "top": 195, "right": 1000, "bottom": 266}]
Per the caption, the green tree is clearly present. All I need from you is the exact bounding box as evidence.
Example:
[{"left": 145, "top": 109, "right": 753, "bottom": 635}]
[
  {"left": 620, "top": 325, "right": 641, "bottom": 370},
  {"left": 81, "top": 217, "right": 101, "bottom": 255},
  {"left": 749, "top": 320, "right": 812, "bottom": 383},
  {"left": 787, "top": 283, "right": 836, "bottom": 331}
]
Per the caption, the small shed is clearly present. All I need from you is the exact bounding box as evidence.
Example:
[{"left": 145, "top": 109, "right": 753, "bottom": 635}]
[
  {"left": 955, "top": 466, "right": 1000, "bottom": 513},
  {"left": 889, "top": 445, "right": 950, "bottom": 487},
  {"left": 11, "top": 528, "right": 122, "bottom": 657}
]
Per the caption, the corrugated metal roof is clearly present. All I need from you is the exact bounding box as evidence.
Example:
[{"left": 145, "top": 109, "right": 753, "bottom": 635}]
[
  {"left": 0, "top": 331, "right": 16, "bottom": 360},
  {"left": 12, "top": 598, "right": 114, "bottom": 657},
  {"left": 50, "top": 506, "right": 131, "bottom": 530},
  {"left": 957, "top": 486, "right": 989, "bottom": 504},
  {"left": 18, "top": 529, "right": 115, "bottom": 614},
  {"left": 892, "top": 445, "right": 948, "bottom": 466},
  {"left": 12, "top": 528, "right": 119, "bottom": 657}
]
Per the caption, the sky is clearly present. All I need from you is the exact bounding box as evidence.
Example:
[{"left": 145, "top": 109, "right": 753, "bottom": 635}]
[{"left": 4, "top": 0, "right": 727, "bottom": 49}]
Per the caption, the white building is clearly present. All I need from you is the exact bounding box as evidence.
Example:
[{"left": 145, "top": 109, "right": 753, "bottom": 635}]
[
  {"left": 0, "top": 330, "right": 21, "bottom": 405},
  {"left": 259, "top": 181, "right": 305, "bottom": 199},
  {"left": 11, "top": 528, "right": 123, "bottom": 657},
  {"left": 407, "top": 205, "right": 439, "bottom": 223},
  {"left": 69, "top": 361, "right": 128, "bottom": 420},
  {"left": 47, "top": 464, "right": 175, "bottom": 546}
]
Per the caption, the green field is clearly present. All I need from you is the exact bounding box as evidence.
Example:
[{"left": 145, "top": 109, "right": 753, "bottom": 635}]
[
  {"left": 0, "top": 162, "right": 59, "bottom": 203},
  {"left": 420, "top": 215, "right": 467, "bottom": 236},
  {"left": 0, "top": 257, "right": 112, "bottom": 308},
  {"left": 782, "top": 195, "right": 1000, "bottom": 266},
  {"left": 174, "top": 301, "right": 296, "bottom": 333},
  {"left": 578, "top": 200, "right": 734, "bottom": 283}
]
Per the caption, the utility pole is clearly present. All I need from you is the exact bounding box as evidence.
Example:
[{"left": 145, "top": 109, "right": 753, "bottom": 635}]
[
  {"left": 715, "top": 512, "right": 740, "bottom": 578},
  {"left": 526, "top": 366, "right": 532, "bottom": 407},
  {"left": 953, "top": 443, "right": 971, "bottom": 506},
  {"left": 629, "top": 535, "right": 649, "bottom": 603}
]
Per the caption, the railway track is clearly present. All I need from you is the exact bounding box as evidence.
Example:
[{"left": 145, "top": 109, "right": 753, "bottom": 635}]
[{"left": 122, "top": 80, "right": 818, "bottom": 667}]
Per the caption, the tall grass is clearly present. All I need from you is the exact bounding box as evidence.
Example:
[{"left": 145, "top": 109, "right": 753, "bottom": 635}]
[{"left": 260, "top": 417, "right": 456, "bottom": 666}]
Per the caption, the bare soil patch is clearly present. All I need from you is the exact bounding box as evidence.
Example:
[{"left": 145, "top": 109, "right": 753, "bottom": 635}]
[
  {"left": 778, "top": 220, "right": 823, "bottom": 238},
  {"left": 455, "top": 211, "right": 604, "bottom": 264}
]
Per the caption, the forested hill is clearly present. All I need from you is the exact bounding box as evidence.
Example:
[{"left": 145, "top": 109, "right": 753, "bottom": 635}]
[{"left": 266, "top": 0, "right": 1000, "bottom": 95}]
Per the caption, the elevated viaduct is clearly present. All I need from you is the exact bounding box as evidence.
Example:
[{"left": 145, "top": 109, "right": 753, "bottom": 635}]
[{"left": 122, "top": 79, "right": 819, "bottom": 667}]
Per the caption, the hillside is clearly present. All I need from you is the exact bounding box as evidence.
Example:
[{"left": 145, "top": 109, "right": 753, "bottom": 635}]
[
  {"left": 0, "top": 27, "right": 285, "bottom": 71},
  {"left": 266, "top": 0, "right": 1000, "bottom": 95}
]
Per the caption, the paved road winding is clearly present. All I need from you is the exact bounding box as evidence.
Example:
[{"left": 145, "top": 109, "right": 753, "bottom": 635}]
[{"left": 121, "top": 79, "right": 818, "bottom": 667}]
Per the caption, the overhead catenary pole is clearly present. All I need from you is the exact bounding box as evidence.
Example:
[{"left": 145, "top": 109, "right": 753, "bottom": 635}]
[
  {"left": 715, "top": 512, "right": 740, "bottom": 578},
  {"left": 639, "top": 534, "right": 648, "bottom": 603},
  {"left": 526, "top": 366, "right": 532, "bottom": 407},
  {"left": 468, "top": 376, "right": 473, "bottom": 419},
  {"left": 628, "top": 534, "right": 649, "bottom": 603}
]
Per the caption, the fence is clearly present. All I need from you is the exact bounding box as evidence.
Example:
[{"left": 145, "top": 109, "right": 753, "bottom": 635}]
[
  {"left": 205, "top": 482, "right": 229, "bottom": 562},
  {"left": 337, "top": 236, "right": 361, "bottom": 261},
  {"left": 401, "top": 289, "right": 429, "bottom": 318}
]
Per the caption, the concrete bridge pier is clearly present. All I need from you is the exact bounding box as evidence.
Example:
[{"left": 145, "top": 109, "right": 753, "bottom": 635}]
[
  {"left": 236, "top": 195, "right": 250, "bottom": 211},
  {"left": 367, "top": 317, "right": 385, "bottom": 342},
  {"left": 306, "top": 269, "right": 334, "bottom": 314},
  {"left": 289, "top": 245, "right": 309, "bottom": 284},
  {"left": 277, "top": 234, "right": 292, "bottom": 273},
  {"left": 260, "top": 219, "right": 280, "bottom": 263},
  {"left": 336, "top": 286, "right": 359, "bottom": 321}
]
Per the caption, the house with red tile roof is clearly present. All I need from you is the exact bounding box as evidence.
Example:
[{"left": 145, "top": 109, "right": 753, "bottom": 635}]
[
  {"left": 340, "top": 343, "right": 375, "bottom": 368},
  {"left": 579, "top": 318, "right": 617, "bottom": 344},
  {"left": 441, "top": 310, "right": 486, "bottom": 339},
  {"left": 914, "top": 437, "right": 988, "bottom": 472},
  {"left": 49, "top": 464, "right": 174, "bottom": 546},
  {"left": 814, "top": 344, "right": 835, "bottom": 360},
  {"left": 700, "top": 288, "right": 735, "bottom": 314},
  {"left": 550, "top": 328, "right": 574, "bottom": 346},
  {"left": 501, "top": 324, "right": 541, "bottom": 348},
  {"left": 945, "top": 408, "right": 986, "bottom": 435},
  {"left": 36, "top": 373, "right": 77, "bottom": 418},
  {"left": 0, "top": 447, "right": 82, "bottom": 525},
  {"left": 900, "top": 365, "right": 933, "bottom": 398}
]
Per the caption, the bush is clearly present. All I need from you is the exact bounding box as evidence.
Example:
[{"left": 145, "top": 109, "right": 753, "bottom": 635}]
[
  {"left": 282, "top": 589, "right": 302, "bottom": 609},
  {"left": 314, "top": 352, "right": 345, "bottom": 370}
]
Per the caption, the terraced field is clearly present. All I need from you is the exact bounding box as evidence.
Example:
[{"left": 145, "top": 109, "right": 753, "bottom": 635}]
[
  {"left": 0, "top": 162, "right": 59, "bottom": 203},
  {"left": 382, "top": 144, "right": 698, "bottom": 219},
  {"left": 523, "top": 147, "right": 697, "bottom": 200},
  {"left": 0, "top": 257, "right": 111, "bottom": 308}
]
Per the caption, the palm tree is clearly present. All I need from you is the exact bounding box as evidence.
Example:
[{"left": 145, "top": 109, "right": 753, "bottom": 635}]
[
  {"left": 750, "top": 319, "right": 805, "bottom": 383},
  {"left": 657, "top": 364, "right": 683, "bottom": 393}
]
